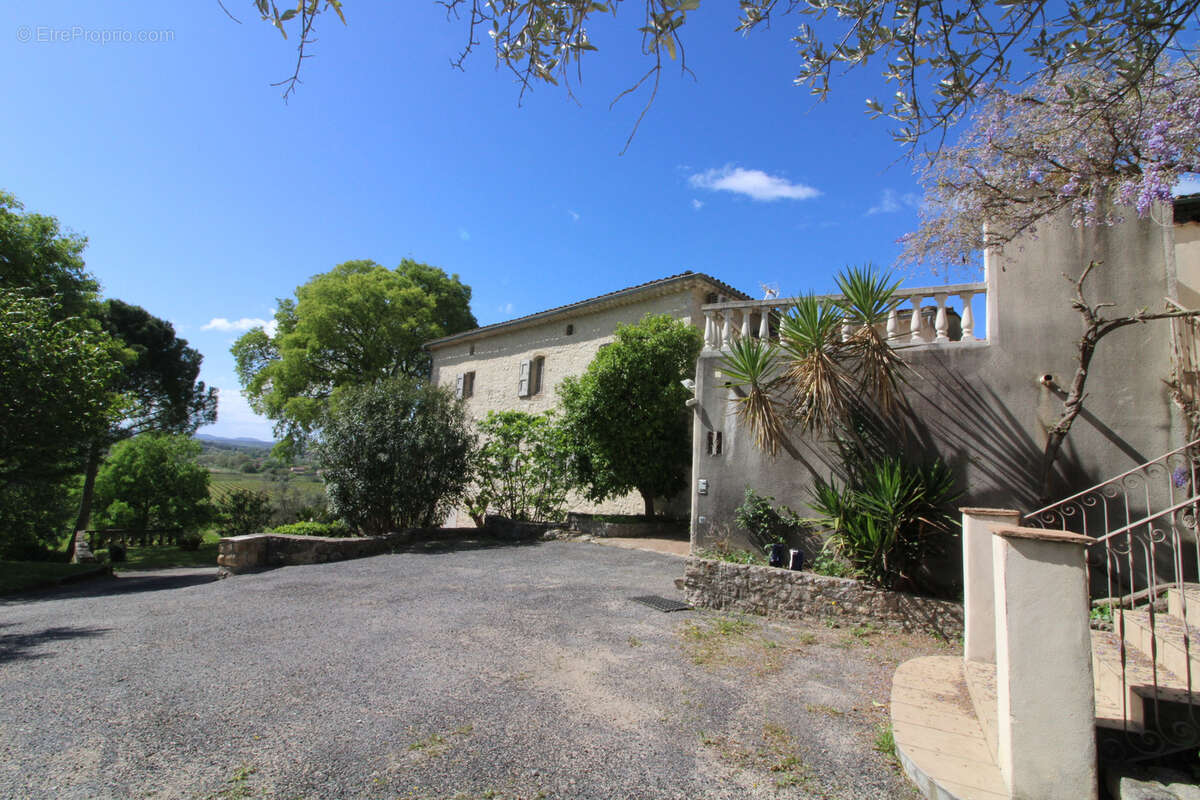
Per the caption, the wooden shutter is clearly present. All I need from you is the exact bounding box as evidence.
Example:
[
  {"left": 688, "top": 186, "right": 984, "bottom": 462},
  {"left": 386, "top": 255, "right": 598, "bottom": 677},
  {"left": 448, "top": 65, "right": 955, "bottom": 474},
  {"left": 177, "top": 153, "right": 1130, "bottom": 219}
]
[
  {"left": 455, "top": 374, "right": 465, "bottom": 399},
  {"left": 518, "top": 359, "right": 531, "bottom": 396}
]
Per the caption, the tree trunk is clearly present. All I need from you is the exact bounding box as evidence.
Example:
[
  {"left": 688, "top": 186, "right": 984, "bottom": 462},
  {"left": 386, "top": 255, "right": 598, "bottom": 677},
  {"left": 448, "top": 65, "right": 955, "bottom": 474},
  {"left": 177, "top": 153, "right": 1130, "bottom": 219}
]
[
  {"left": 69, "top": 442, "right": 102, "bottom": 561},
  {"left": 640, "top": 489, "right": 655, "bottom": 519}
]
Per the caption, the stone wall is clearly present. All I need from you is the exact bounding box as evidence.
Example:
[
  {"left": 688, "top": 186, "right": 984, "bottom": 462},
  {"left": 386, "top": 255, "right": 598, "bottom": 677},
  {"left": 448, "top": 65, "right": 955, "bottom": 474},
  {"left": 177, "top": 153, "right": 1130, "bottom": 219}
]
[
  {"left": 217, "top": 522, "right": 544, "bottom": 576},
  {"left": 566, "top": 513, "right": 688, "bottom": 538},
  {"left": 682, "top": 557, "right": 963, "bottom": 639}
]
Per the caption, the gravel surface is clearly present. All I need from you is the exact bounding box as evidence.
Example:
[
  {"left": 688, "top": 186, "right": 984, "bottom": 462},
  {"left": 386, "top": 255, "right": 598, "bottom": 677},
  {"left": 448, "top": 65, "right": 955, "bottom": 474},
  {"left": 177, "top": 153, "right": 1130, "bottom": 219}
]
[{"left": 0, "top": 540, "right": 953, "bottom": 799}]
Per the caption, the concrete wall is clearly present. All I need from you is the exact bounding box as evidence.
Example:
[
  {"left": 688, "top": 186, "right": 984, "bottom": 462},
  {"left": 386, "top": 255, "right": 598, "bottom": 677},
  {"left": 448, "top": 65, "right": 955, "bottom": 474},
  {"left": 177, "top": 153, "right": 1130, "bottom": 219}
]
[
  {"left": 1177, "top": 221, "right": 1200, "bottom": 309},
  {"left": 430, "top": 280, "right": 722, "bottom": 521},
  {"left": 691, "top": 210, "right": 1182, "bottom": 558}
]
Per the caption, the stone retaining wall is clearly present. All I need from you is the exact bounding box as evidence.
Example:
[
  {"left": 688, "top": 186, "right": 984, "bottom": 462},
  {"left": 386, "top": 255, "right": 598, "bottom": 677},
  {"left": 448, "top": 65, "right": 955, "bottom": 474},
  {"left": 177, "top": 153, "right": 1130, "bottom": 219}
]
[
  {"left": 682, "top": 557, "right": 963, "bottom": 639},
  {"left": 218, "top": 521, "right": 545, "bottom": 577},
  {"left": 566, "top": 513, "right": 688, "bottom": 539}
]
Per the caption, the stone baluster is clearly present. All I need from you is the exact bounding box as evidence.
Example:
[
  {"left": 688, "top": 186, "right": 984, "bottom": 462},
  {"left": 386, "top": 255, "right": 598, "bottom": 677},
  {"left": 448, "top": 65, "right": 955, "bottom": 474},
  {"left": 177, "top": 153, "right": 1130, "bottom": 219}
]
[
  {"left": 909, "top": 297, "right": 925, "bottom": 343},
  {"left": 703, "top": 311, "right": 716, "bottom": 349},
  {"left": 960, "top": 291, "right": 976, "bottom": 341},
  {"left": 934, "top": 293, "right": 950, "bottom": 343},
  {"left": 721, "top": 312, "right": 732, "bottom": 349},
  {"left": 740, "top": 310, "right": 752, "bottom": 339},
  {"left": 758, "top": 307, "right": 771, "bottom": 340},
  {"left": 886, "top": 307, "right": 899, "bottom": 344},
  {"left": 841, "top": 316, "right": 853, "bottom": 342}
]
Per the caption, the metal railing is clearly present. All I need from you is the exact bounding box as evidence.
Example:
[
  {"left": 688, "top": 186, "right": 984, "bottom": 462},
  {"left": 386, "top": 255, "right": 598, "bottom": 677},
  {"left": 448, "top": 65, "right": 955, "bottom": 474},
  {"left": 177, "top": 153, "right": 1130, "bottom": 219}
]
[{"left": 1024, "top": 441, "right": 1200, "bottom": 759}]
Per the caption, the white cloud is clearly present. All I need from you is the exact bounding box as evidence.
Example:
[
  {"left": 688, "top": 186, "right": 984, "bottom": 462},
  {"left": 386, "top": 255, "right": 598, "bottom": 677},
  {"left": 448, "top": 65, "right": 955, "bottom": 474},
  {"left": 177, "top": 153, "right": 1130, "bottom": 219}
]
[
  {"left": 866, "top": 189, "right": 921, "bottom": 215},
  {"left": 1176, "top": 175, "right": 1200, "bottom": 196},
  {"left": 688, "top": 165, "right": 820, "bottom": 202},
  {"left": 458, "top": 227, "right": 471, "bottom": 241},
  {"left": 499, "top": 302, "right": 514, "bottom": 315},
  {"left": 203, "top": 316, "right": 278, "bottom": 336},
  {"left": 691, "top": 199, "right": 704, "bottom": 210},
  {"left": 568, "top": 209, "right": 580, "bottom": 222}
]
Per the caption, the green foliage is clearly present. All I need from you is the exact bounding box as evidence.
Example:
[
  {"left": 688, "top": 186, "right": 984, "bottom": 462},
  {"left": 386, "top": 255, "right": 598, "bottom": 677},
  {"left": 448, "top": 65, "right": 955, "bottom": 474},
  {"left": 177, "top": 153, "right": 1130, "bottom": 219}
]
[
  {"left": 232, "top": 259, "right": 476, "bottom": 457},
  {"left": 558, "top": 314, "right": 702, "bottom": 517},
  {"left": 93, "top": 434, "right": 212, "bottom": 533},
  {"left": 469, "top": 411, "right": 571, "bottom": 523},
  {"left": 719, "top": 337, "right": 786, "bottom": 456},
  {"left": 267, "top": 521, "right": 353, "bottom": 538},
  {"left": 0, "top": 290, "right": 122, "bottom": 558},
  {"left": 317, "top": 377, "right": 474, "bottom": 535},
  {"left": 734, "top": 488, "right": 804, "bottom": 549},
  {"left": 809, "top": 544, "right": 855, "bottom": 578},
  {"left": 696, "top": 545, "right": 767, "bottom": 566},
  {"left": 0, "top": 191, "right": 97, "bottom": 317},
  {"left": 216, "top": 488, "right": 275, "bottom": 535},
  {"left": 808, "top": 456, "right": 959, "bottom": 588}
]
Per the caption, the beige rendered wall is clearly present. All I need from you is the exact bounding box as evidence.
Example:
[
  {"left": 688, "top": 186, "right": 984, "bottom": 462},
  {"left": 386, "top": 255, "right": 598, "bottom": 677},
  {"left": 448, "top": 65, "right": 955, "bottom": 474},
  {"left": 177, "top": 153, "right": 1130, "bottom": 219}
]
[
  {"left": 1177, "top": 221, "right": 1200, "bottom": 309},
  {"left": 431, "top": 285, "right": 711, "bottom": 522}
]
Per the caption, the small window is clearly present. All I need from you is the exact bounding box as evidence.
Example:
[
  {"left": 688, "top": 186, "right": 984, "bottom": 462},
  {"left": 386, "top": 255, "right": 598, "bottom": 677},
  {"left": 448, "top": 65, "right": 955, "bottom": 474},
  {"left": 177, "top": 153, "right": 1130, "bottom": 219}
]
[
  {"left": 531, "top": 356, "right": 545, "bottom": 395},
  {"left": 705, "top": 292, "right": 719, "bottom": 305},
  {"left": 706, "top": 430, "right": 723, "bottom": 456},
  {"left": 468, "top": 343, "right": 475, "bottom": 356},
  {"left": 565, "top": 324, "right": 574, "bottom": 336},
  {"left": 456, "top": 371, "right": 475, "bottom": 399}
]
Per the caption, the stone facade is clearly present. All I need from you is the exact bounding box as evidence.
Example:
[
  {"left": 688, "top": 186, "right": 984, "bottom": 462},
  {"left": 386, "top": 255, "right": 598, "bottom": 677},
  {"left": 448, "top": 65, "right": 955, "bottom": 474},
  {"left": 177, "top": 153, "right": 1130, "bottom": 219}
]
[
  {"left": 566, "top": 512, "right": 688, "bottom": 538},
  {"left": 427, "top": 272, "right": 748, "bottom": 522},
  {"left": 682, "top": 557, "right": 963, "bottom": 638}
]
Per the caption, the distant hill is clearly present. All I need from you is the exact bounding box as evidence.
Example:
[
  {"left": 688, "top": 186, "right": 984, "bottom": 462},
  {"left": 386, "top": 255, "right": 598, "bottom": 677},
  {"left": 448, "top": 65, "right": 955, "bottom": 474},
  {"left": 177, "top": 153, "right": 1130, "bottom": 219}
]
[{"left": 194, "top": 433, "right": 276, "bottom": 450}]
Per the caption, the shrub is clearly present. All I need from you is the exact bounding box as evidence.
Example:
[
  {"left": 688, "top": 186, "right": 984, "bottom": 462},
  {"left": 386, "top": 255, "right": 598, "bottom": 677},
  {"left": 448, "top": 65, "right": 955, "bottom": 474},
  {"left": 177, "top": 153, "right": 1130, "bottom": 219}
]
[
  {"left": 108, "top": 543, "right": 127, "bottom": 563},
  {"left": 177, "top": 532, "right": 204, "bottom": 551},
  {"left": 317, "top": 377, "right": 474, "bottom": 536},
  {"left": 267, "top": 521, "right": 353, "bottom": 538},
  {"left": 808, "top": 456, "right": 959, "bottom": 589},
  {"left": 468, "top": 411, "right": 571, "bottom": 524},
  {"left": 734, "top": 488, "right": 806, "bottom": 550},
  {"left": 216, "top": 488, "right": 274, "bottom": 535},
  {"left": 92, "top": 434, "right": 212, "bottom": 534}
]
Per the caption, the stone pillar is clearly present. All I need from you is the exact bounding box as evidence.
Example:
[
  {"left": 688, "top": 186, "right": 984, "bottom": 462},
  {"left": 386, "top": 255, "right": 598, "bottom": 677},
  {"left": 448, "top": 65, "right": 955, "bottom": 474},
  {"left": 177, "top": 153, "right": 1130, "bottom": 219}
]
[
  {"left": 960, "top": 508, "right": 1020, "bottom": 663},
  {"left": 992, "top": 526, "right": 1096, "bottom": 800}
]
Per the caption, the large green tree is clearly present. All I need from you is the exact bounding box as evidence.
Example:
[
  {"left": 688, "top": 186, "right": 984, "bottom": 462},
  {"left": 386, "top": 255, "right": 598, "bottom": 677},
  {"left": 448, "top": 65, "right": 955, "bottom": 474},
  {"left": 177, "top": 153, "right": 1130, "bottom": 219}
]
[
  {"left": 72, "top": 300, "right": 218, "bottom": 553},
  {"left": 0, "top": 191, "right": 96, "bottom": 317},
  {"left": 558, "top": 313, "right": 702, "bottom": 517},
  {"left": 232, "top": 259, "right": 476, "bottom": 456},
  {"left": 92, "top": 434, "right": 212, "bottom": 534},
  {"left": 0, "top": 291, "right": 122, "bottom": 558}
]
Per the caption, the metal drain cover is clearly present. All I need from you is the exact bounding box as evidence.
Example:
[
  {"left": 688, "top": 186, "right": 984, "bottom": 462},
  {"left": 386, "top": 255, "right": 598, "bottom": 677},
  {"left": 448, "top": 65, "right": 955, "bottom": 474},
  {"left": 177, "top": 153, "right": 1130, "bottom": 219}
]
[{"left": 630, "top": 595, "right": 692, "bottom": 613}]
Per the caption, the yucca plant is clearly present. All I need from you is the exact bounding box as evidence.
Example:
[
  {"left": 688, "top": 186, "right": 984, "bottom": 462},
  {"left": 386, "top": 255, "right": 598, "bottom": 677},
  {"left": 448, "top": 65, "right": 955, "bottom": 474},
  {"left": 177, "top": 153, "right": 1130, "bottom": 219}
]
[
  {"left": 777, "top": 294, "right": 855, "bottom": 433},
  {"left": 718, "top": 336, "right": 788, "bottom": 455},
  {"left": 835, "top": 265, "right": 906, "bottom": 413},
  {"left": 809, "top": 456, "right": 960, "bottom": 588}
]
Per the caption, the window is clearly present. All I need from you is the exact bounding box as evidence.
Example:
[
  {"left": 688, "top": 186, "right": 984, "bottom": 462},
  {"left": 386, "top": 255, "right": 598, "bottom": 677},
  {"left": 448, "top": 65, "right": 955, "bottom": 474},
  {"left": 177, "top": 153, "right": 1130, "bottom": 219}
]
[
  {"left": 706, "top": 430, "right": 723, "bottom": 456},
  {"left": 468, "top": 343, "right": 475, "bottom": 356},
  {"left": 565, "top": 324, "right": 574, "bottom": 336},
  {"left": 455, "top": 371, "right": 475, "bottom": 399},
  {"left": 518, "top": 356, "right": 545, "bottom": 397}
]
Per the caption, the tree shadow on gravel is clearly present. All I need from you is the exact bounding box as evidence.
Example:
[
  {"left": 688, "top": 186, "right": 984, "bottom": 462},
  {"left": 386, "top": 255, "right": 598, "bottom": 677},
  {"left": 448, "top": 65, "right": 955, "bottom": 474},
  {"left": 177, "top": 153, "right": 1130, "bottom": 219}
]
[
  {"left": 0, "top": 623, "right": 110, "bottom": 663},
  {"left": 0, "top": 570, "right": 218, "bottom": 604},
  {"left": 391, "top": 536, "right": 545, "bottom": 556}
]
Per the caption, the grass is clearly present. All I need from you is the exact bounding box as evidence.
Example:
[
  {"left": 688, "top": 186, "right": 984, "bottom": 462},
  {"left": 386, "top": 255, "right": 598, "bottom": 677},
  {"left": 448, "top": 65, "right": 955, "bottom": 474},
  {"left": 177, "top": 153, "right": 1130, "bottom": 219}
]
[
  {"left": 874, "top": 722, "right": 897, "bottom": 766},
  {"left": 0, "top": 560, "right": 108, "bottom": 595},
  {"left": 699, "top": 722, "right": 813, "bottom": 790},
  {"left": 678, "top": 614, "right": 784, "bottom": 675},
  {"left": 109, "top": 530, "right": 222, "bottom": 571}
]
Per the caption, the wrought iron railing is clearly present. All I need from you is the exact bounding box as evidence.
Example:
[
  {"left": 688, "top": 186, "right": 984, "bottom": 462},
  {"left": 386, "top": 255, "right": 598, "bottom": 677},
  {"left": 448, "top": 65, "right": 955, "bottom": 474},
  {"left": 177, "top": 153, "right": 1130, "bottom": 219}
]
[{"left": 1024, "top": 441, "right": 1200, "bottom": 759}]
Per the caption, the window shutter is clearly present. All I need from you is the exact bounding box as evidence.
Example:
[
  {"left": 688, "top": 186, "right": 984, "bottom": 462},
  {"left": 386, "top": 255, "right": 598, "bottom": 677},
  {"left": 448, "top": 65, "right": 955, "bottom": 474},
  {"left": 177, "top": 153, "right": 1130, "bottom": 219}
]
[
  {"left": 518, "top": 359, "right": 531, "bottom": 397},
  {"left": 455, "top": 374, "right": 465, "bottom": 399}
]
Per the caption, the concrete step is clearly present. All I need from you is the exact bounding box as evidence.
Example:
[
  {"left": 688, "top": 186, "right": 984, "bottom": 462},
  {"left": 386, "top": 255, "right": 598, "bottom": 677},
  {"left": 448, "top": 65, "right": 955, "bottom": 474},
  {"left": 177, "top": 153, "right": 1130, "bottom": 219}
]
[
  {"left": 1166, "top": 584, "right": 1200, "bottom": 624},
  {"left": 1122, "top": 609, "right": 1200, "bottom": 686},
  {"left": 963, "top": 660, "right": 999, "bottom": 761},
  {"left": 891, "top": 656, "right": 1007, "bottom": 800},
  {"left": 1093, "top": 628, "right": 1200, "bottom": 731}
]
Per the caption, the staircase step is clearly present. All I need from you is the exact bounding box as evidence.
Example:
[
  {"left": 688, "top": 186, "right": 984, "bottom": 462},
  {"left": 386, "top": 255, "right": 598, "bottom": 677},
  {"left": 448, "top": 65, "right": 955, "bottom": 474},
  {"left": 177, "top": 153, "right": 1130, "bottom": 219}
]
[
  {"left": 963, "top": 660, "right": 999, "bottom": 761},
  {"left": 1166, "top": 584, "right": 1200, "bottom": 623},
  {"left": 1093, "top": 627, "right": 1200, "bottom": 732},
  {"left": 1122, "top": 609, "right": 1200, "bottom": 685}
]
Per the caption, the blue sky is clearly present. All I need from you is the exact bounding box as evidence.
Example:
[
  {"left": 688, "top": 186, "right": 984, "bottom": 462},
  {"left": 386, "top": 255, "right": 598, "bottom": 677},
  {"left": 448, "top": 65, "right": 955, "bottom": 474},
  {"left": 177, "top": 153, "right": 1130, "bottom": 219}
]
[{"left": 2, "top": 2, "right": 962, "bottom": 440}]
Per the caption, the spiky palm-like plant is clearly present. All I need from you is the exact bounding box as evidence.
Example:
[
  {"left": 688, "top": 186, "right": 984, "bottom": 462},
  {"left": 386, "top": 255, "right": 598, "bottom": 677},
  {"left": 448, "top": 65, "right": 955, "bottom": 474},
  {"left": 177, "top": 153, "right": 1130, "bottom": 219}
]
[
  {"left": 834, "top": 265, "right": 906, "bottom": 413},
  {"left": 718, "top": 336, "right": 788, "bottom": 456},
  {"left": 777, "top": 294, "right": 855, "bottom": 435}
]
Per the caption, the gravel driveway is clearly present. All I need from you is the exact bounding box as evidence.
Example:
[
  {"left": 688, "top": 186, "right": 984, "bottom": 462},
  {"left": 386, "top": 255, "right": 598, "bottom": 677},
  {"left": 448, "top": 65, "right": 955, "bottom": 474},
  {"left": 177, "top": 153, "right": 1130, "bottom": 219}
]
[{"left": 0, "top": 540, "right": 952, "bottom": 799}]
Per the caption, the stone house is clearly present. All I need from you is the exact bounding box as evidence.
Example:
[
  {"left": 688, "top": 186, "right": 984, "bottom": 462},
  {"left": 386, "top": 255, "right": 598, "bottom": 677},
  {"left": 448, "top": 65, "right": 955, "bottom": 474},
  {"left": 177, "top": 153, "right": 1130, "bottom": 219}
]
[{"left": 426, "top": 271, "right": 749, "bottom": 524}]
